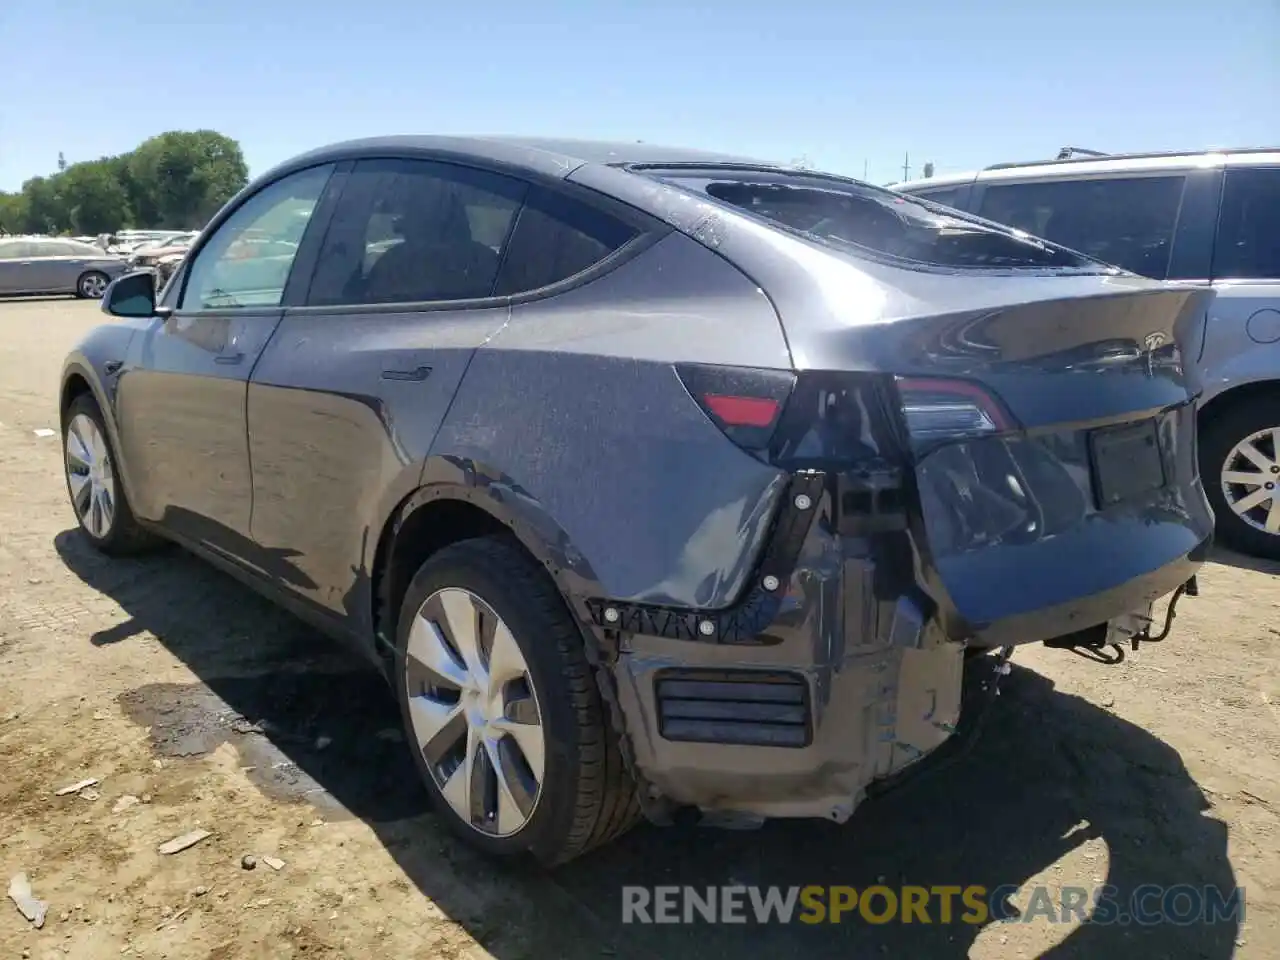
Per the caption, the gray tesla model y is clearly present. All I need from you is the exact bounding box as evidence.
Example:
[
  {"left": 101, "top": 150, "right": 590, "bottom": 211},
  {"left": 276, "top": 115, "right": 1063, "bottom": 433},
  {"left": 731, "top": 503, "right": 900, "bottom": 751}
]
[{"left": 59, "top": 136, "right": 1211, "bottom": 865}]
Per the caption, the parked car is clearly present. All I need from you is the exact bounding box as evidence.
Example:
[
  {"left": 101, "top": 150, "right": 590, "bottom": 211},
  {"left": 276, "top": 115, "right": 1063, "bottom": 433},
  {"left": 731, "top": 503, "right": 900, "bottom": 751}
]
[
  {"left": 0, "top": 236, "right": 129, "bottom": 298},
  {"left": 894, "top": 148, "right": 1280, "bottom": 558},
  {"left": 61, "top": 136, "right": 1210, "bottom": 865},
  {"left": 152, "top": 251, "right": 187, "bottom": 292},
  {"left": 125, "top": 233, "right": 197, "bottom": 273}
]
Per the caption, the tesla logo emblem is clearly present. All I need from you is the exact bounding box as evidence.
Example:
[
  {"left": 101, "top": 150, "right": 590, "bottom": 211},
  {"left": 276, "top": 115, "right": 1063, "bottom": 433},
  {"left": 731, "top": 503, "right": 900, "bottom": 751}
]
[{"left": 1143, "top": 331, "right": 1167, "bottom": 377}]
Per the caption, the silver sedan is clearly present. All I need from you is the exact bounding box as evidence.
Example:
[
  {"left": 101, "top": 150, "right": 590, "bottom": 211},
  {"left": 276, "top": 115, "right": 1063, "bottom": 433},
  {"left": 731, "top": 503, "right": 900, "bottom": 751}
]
[{"left": 0, "top": 237, "right": 129, "bottom": 298}]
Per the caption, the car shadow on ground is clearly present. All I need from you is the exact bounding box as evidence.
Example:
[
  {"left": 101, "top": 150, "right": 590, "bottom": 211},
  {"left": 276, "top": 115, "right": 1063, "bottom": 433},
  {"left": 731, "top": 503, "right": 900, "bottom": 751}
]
[
  {"left": 1208, "top": 544, "right": 1280, "bottom": 576},
  {"left": 54, "top": 528, "right": 1240, "bottom": 960}
]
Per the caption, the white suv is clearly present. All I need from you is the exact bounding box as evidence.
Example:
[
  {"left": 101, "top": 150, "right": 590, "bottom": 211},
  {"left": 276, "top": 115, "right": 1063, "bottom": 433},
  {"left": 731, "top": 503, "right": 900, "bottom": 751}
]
[{"left": 896, "top": 149, "right": 1280, "bottom": 560}]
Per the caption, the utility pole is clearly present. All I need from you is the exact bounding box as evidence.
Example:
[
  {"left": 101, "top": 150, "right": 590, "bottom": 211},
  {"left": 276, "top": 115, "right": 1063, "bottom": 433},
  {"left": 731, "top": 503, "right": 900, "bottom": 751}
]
[
  {"left": 863, "top": 159, "right": 868, "bottom": 179},
  {"left": 902, "top": 151, "right": 910, "bottom": 181}
]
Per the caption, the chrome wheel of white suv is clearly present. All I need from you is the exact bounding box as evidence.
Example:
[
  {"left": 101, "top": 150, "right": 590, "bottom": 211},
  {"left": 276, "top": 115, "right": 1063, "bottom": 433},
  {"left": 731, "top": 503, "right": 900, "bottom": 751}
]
[{"left": 1221, "top": 427, "right": 1280, "bottom": 535}]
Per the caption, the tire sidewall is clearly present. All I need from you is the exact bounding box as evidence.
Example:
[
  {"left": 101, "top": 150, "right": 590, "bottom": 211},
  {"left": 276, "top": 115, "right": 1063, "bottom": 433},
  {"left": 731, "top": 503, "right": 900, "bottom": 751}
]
[
  {"left": 1200, "top": 402, "right": 1280, "bottom": 559},
  {"left": 62, "top": 395, "right": 122, "bottom": 550},
  {"left": 393, "top": 539, "right": 587, "bottom": 861}
]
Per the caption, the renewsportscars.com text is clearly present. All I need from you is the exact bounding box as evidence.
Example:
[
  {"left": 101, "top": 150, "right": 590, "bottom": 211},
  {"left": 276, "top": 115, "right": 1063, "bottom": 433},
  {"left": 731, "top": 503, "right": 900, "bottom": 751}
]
[{"left": 621, "top": 884, "right": 1245, "bottom": 926}]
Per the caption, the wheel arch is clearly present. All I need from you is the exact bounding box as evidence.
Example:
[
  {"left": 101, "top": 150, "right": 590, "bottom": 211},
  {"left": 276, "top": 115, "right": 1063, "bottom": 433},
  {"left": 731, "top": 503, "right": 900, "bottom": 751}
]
[
  {"left": 369, "top": 456, "right": 608, "bottom": 668},
  {"left": 60, "top": 357, "right": 144, "bottom": 510},
  {"left": 1198, "top": 376, "right": 1280, "bottom": 424}
]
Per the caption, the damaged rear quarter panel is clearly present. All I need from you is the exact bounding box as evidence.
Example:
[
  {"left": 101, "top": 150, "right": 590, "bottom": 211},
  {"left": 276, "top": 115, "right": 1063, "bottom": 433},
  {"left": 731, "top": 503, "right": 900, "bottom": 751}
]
[{"left": 429, "top": 230, "right": 794, "bottom": 612}]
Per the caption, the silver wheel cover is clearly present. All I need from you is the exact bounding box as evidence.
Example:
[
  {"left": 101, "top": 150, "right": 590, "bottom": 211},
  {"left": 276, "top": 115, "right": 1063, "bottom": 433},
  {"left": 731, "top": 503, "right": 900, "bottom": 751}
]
[
  {"left": 65, "top": 413, "right": 116, "bottom": 539},
  {"left": 404, "top": 588, "right": 546, "bottom": 838},
  {"left": 1220, "top": 426, "right": 1280, "bottom": 535},
  {"left": 80, "top": 273, "right": 107, "bottom": 298}
]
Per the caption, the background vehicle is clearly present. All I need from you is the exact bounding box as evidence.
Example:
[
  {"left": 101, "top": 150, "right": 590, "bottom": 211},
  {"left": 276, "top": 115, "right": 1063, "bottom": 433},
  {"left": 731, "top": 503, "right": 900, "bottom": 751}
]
[
  {"left": 0, "top": 236, "right": 129, "bottom": 298},
  {"left": 125, "top": 232, "right": 197, "bottom": 273},
  {"left": 895, "top": 149, "right": 1280, "bottom": 558},
  {"left": 62, "top": 137, "right": 1209, "bottom": 865}
]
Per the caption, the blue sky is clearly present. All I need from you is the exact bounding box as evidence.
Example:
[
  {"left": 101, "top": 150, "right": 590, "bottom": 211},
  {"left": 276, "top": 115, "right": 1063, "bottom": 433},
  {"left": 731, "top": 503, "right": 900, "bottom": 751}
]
[{"left": 2, "top": 0, "right": 1276, "bottom": 192}]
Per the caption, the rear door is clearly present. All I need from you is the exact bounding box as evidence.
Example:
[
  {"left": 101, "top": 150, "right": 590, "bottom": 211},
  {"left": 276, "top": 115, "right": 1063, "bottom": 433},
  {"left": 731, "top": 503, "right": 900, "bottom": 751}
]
[
  {"left": 1199, "top": 163, "right": 1280, "bottom": 531},
  {"left": 245, "top": 157, "right": 528, "bottom": 621},
  {"left": 115, "top": 163, "right": 336, "bottom": 556}
]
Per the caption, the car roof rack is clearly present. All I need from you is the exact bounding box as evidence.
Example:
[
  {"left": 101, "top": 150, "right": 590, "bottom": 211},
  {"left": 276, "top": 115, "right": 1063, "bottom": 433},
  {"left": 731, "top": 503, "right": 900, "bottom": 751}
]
[{"left": 982, "top": 145, "right": 1280, "bottom": 172}]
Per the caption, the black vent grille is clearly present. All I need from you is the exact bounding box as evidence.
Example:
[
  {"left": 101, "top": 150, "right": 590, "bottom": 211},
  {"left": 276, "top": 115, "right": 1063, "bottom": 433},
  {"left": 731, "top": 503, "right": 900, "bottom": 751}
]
[{"left": 655, "top": 669, "right": 812, "bottom": 748}]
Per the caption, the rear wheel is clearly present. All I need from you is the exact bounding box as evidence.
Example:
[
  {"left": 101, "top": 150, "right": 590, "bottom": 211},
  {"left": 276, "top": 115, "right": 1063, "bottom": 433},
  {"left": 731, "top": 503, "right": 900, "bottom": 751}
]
[
  {"left": 62, "top": 394, "right": 160, "bottom": 555},
  {"left": 1200, "top": 399, "right": 1280, "bottom": 560},
  {"left": 394, "top": 536, "right": 639, "bottom": 865},
  {"left": 75, "top": 270, "right": 110, "bottom": 299}
]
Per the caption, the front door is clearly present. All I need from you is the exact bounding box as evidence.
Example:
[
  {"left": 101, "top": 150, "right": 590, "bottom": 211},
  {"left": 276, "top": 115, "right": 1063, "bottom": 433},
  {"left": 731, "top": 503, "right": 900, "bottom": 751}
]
[{"left": 115, "top": 163, "right": 336, "bottom": 558}]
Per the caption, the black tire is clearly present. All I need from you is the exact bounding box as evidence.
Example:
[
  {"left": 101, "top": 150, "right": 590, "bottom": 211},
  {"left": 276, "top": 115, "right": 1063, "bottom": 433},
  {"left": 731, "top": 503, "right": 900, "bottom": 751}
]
[
  {"left": 1200, "top": 398, "right": 1280, "bottom": 560},
  {"left": 61, "top": 393, "right": 161, "bottom": 556},
  {"left": 394, "top": 536, "right": 640, "bottom": 866},
  {"left": 75, "top": 270, "right": 110, "bottom": 299}
]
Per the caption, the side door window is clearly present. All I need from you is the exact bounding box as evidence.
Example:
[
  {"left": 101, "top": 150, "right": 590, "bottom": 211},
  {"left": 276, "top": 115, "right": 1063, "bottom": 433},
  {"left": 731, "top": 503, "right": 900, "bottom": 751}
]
[
  {"left": 906, "top": 186, "right": 963, "bottom": 209},
  {"left": 180, "top": 164, "right": 334, "bottom": 311},
  {"left": 305, "top": 158, "right": 527, "bottom": 306},
  {"left": 1212, "top": 167, "right": 1280, "bottom": 280},
  {"left": 976, "top": 176, "right": 1186, "bottom": 278},
  {"left": 493, "top": 186, "right": 640, "bottom": 296}
]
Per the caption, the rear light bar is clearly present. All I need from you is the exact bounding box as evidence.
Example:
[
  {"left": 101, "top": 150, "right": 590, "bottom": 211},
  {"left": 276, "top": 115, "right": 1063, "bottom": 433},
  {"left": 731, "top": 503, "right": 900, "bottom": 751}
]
[
  {"left": 895, "top": 376, "right": 1016, "bottom": 445},
  {"left": 675, "top": 363, "right": 795, "bottom": 453}
]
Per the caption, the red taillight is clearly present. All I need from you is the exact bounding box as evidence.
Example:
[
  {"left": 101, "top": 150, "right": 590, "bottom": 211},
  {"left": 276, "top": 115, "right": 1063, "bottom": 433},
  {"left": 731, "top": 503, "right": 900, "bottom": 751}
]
[
  {"left": 703, "top": 394, "right": 782, "bottom": 428},
  {"left": 675, "top": 363, "right": 796, "bottom": 454}
]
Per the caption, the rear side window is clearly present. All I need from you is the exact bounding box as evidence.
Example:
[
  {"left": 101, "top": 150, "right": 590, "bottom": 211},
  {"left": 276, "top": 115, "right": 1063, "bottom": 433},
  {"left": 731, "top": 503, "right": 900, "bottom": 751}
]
[
  {"left": 1213, "top": 167, "right": 1280, "bottom": 280},
  {"left": 306, "top": 158, "right": 527, "bottom": 307},
  {"left": 493, "top": 187, "right": 639, "bottom": 296},
  {"left": 652, "top": 170, "right": 1094, "bottom": 271},
  {"left": 976, "top": 176, "right": 1185, "bottom": 278}
]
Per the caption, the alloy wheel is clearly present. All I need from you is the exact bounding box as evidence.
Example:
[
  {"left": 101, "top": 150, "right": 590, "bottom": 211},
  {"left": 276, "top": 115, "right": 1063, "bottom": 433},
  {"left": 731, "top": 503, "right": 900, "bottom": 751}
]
[
  {"left": 79, "top": 273, "right": 108, "bottom": 298},
  {"left": 404, "top": 587, "right": 546, "bottom": 837},
  {"left": 65, "top": 413, "right": 116, "bottom": 539},
  {"left": 1220, "top": 426, "right": 1280, "bottom": 536}
]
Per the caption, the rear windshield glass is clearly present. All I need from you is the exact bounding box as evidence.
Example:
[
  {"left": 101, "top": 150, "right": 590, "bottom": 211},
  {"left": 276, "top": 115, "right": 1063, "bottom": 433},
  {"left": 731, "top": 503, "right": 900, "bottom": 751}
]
[{"left": 647, "top": 169, "right": 1103, "bottom": 272}]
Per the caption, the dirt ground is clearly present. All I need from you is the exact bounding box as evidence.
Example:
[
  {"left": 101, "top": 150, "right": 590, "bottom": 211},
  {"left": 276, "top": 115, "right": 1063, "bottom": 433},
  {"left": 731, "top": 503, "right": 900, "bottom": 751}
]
[{"left": 1, "top": 297, "right": 1277, "bottom": 960}]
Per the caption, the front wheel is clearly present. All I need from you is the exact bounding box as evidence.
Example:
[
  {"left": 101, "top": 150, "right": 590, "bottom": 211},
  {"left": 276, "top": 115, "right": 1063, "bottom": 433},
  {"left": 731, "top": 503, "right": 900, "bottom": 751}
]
[
  {"left": 1200, "top": 399, "right": 1280, "bottom": 560},
  {"left": 394, "top": 536, "right": 639, "bottom": 866},
  {"left": 75, "top": 270, "right": 110, "bottom": 299},
  {"left": 62, "top": 394, "right": 160, "bottom": 555}
]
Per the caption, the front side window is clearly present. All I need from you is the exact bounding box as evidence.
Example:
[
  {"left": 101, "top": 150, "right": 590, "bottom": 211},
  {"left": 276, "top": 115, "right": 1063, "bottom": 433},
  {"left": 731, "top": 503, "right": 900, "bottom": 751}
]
[
  {"left": 180, "top": 164, "right": 333, "bottom": 310},
  {"left": 649, "top": 168, "right": 1096, "bottom": 271},
  {"left": 306, "top": 159, "right": 526, "bottom": 306},
  {"left": 1213, "top": 167, "right": 1280, "bottom": 280},
  {"left": 977, "top": 175, "right": 1186, "bottom": 278}
]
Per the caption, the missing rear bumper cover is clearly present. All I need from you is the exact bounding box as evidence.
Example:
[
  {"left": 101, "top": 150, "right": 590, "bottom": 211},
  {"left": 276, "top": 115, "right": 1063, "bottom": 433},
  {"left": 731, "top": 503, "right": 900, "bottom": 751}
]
[{"left": 584, "top": 472, "right": 826, "bottom": 645}]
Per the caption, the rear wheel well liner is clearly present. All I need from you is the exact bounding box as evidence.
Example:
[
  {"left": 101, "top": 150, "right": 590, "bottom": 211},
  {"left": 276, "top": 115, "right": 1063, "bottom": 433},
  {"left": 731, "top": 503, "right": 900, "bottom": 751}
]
[
  {"left": 1198, "top": 379, "right": 1280, "bottom": 424},
  {"left": 372, "top": 495, "right": 510, "bottom": 663},
  {"left": 60, "top": 371, "right": 95, "bottom": 421}
]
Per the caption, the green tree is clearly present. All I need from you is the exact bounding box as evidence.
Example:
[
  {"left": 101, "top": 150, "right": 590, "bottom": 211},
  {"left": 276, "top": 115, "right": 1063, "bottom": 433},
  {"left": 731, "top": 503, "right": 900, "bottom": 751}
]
[
  {"left": 0, "top": 192, "right": 26, "bottom": 234},
  {"left": 128, "top": 130, "right": 249, "bottom": 228},
  {"left": 20, "top": 176, "right": 67, "bottom": 233},
  {"left": 60, "top": 160, "right": 131, "bottom": 234},
  {"left": 4, "top": 128, "right": 248, "bottom": 236}
]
